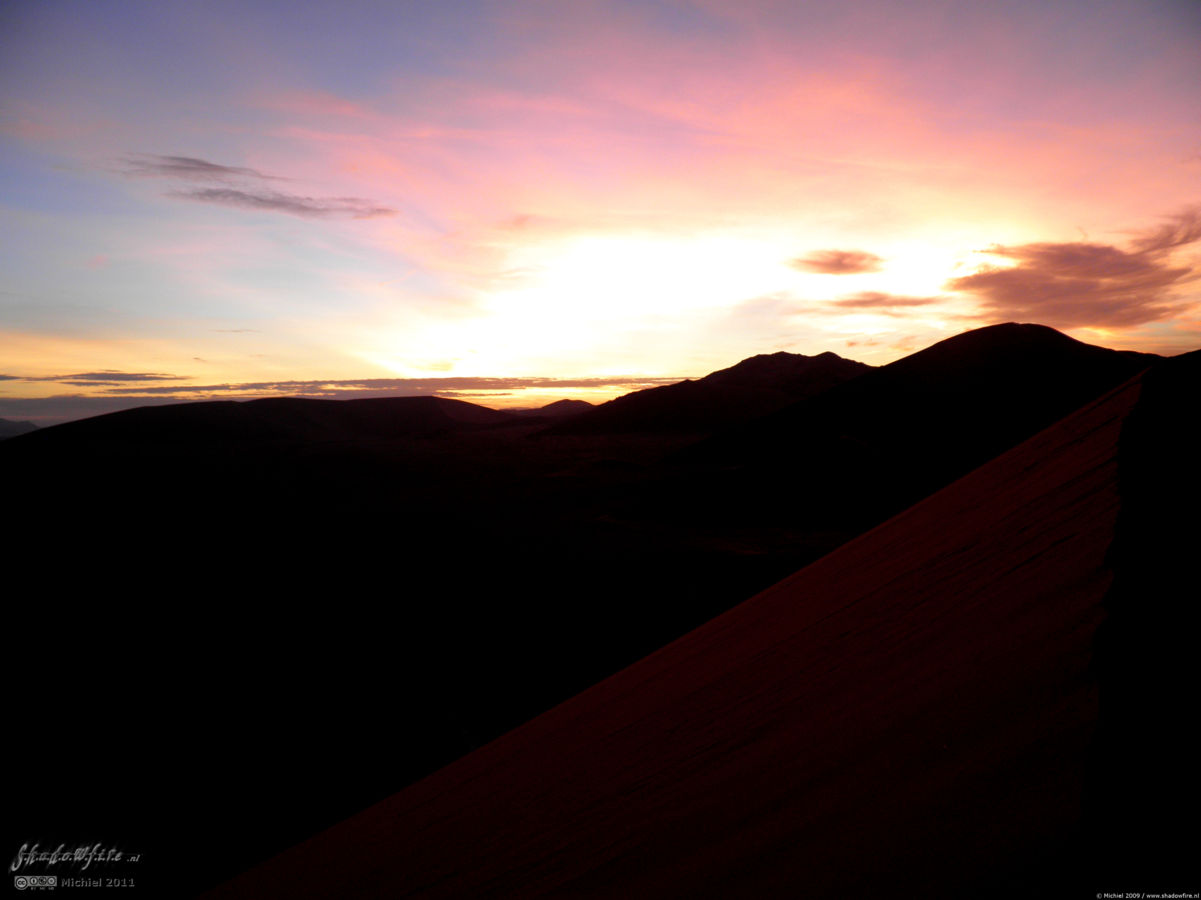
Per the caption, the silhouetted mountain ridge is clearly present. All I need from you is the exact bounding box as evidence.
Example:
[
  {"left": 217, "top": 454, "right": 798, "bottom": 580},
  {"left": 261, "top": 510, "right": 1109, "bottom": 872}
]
[
  {"left": 882, "top": 321, "right": 1153, "bottom": 382},
  {"left": 671, "top": 322, "right": 1159, "bottom": 530},
  {"left": 548, "top": 349, "right": 871, "bottom": 435}
]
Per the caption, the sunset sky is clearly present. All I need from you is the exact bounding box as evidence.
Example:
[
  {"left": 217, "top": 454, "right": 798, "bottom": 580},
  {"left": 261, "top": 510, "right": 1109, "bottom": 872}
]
[{"left": 2, "top": 0, "right": 1199, "bottom": 423}]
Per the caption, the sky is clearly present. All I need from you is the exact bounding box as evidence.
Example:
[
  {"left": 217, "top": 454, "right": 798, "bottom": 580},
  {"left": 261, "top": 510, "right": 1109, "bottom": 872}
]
[{"left": 2, "top": 0, "right": 1200, "bottom": 424}]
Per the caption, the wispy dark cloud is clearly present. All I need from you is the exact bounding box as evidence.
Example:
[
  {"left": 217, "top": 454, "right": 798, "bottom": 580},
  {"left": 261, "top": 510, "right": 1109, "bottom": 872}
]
[
  {"left": 169, "top": 188, "right": 396, "bottom": 219},
  {"left": 121, "top": 153, "right": 396, "bottom": 220},
  {"left": 1130, "top": 206, "right": 1201, "bottom": 254},
  {"left": 122, "top": 154, "right": 274, "bottom": 181},
  {"left": 830, "top": 292, "right": 939, "bottom": 312},
  {"left": 949, "top": 207, "right": 1201, "bottom": 328},
  {"left": 23, "top": 371, "right": 191, "bottom": 383},
  {"left": 790, "top": 249, "right": 884, "bottom": 275}
]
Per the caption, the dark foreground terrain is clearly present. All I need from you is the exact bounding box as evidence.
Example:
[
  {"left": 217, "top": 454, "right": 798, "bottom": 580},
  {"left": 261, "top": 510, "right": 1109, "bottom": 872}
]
[
  {"left": 204, "top": 351, "right": 1197, "bottom": 899},
  {"left": 5, "top": 324, "right": 1191, "bottom": 897}
]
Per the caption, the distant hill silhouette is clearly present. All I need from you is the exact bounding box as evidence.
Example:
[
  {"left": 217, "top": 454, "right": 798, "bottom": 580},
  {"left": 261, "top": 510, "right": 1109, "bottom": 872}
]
[
  {"left": 205, "top": 344, "right": 1168, "bottom": 899},
  {"left": 0, "top": 416, "right": 37, "bottom": 439},
  {"left": 9, "top": 395, "right": 518, "bottom": 445},
  {"left": 548, "top": 350, "right": 871, "bottom": 434},
  {"left": 513, "top": 398, "right": 595, "bottom": 418}
]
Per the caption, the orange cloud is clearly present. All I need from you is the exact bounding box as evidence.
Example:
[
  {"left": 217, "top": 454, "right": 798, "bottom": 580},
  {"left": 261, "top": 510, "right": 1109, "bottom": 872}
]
[
  {"left": 792, "top": 250, "right": 885, "bottom": 274},
  {"left": 830, "top": 292, "right": 939, "bottom": 311}
]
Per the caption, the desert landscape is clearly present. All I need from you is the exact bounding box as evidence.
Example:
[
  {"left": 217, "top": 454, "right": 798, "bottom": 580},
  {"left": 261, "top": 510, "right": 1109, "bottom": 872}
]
[
  {"left": 4, "top": 1, "right": 1198, "bottom": 896},
  {"left": 6, "top": 324, "right": 1196, "bottom": 897}
]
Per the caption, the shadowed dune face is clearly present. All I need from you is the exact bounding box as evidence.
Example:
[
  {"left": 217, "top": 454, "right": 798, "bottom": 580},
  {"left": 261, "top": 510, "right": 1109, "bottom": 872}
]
[
  {"left": 1085, "top": 349, "right": 1200, "bottom": 888},
  {"left": 205, "top": 374, "right": 1146, "bottom": 898}
]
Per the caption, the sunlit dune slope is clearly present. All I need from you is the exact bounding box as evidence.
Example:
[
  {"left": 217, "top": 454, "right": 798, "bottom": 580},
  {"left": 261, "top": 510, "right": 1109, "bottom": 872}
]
[{"left": 205, "top": 362, "right": 1146, "bottom": 898}]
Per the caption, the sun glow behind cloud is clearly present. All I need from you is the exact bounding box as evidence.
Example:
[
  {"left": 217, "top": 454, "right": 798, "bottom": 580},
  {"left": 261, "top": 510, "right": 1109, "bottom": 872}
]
[{"left": 355, "top": 229, "right": 980, "bottom": 378}]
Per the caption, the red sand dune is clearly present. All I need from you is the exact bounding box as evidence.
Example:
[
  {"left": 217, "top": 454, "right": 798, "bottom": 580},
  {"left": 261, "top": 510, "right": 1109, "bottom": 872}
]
[{"left": 207, "top": 376, "right": 1144, "bottom": 899}]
